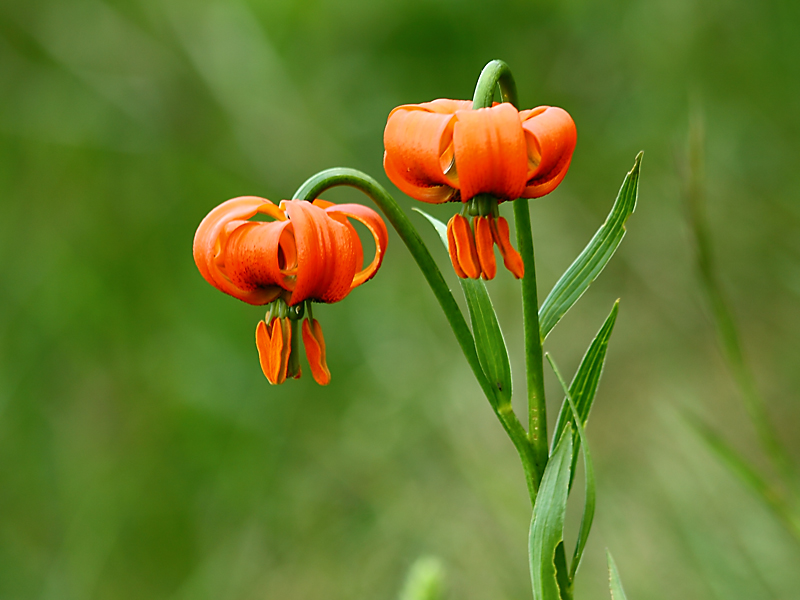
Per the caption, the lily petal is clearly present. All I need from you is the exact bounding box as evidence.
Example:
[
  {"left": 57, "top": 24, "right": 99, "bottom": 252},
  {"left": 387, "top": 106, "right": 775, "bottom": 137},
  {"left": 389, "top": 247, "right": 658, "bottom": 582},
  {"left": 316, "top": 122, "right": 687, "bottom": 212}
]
[
  {"left": 383, "top": 100, "right": 471, "bottom": 203},
  {"left": 520, "top": 106, "right": 577, "bottom": 198},
  {"left": 324, "top": 203, "right": 389, "bottom": 288},
  {"left": 282, "top": 200, "right": 357, "bottom": 305},
  {"left": 224, "top": 220, "right": 296, "bottom": 294},
  {"left": 453, "top": 103, "right": 528, "bottom": 201},
  {"left": 193, "top": 196, "right": 287, "bottom": 305}
]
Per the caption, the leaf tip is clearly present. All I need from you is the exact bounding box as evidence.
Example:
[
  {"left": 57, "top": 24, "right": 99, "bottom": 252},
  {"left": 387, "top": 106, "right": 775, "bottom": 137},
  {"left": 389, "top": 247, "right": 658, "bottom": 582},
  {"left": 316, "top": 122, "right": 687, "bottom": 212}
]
[{"left": 632, "top": 151, "right": 644, "bottom": 173}]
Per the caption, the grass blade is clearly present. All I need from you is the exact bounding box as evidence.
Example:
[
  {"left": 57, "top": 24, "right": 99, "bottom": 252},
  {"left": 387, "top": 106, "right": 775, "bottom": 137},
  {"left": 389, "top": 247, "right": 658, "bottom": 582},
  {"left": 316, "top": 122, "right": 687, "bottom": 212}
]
[
  {"left": 607, "top": 551, "right": 629, "bottom": 600},
  {"left": 686, "top": 413, "right": 800, "bottom": 542},
  {"left": 539, "top": 154, "right": 641, "bottom": 341},
  {"left": 681, "top": 109, "right": 795, "bottom": 488},
  {"left": 530, "top": 428, "right": 573, "bottom": 600}
]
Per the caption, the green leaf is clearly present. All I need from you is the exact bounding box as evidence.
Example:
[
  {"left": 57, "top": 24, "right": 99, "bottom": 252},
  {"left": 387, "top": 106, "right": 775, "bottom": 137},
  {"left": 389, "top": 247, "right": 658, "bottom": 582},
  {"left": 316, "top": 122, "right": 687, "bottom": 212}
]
[
  {"left": 415, "top": 208, "right": 512, "bottom": 406},
  {"left": 546, "top": 354, "right": 596, "bottom": 582},
  {"left": 399, "top": 556, "right": 445, "bottom": 600},
  {"left": 539, "top": 153, "right": 641, "bottom": 341},
  {"left": 553, "top": 541, "right": 573, "bottom": 600},
  {"left": 550, "top": 301, "right": 619, "bottom": 465},
  {"left": 530, "top": 428, "right": 573, "bottom": 600},
  {"left": 607, "top": 551, "right": 629, "bottom": 600}
]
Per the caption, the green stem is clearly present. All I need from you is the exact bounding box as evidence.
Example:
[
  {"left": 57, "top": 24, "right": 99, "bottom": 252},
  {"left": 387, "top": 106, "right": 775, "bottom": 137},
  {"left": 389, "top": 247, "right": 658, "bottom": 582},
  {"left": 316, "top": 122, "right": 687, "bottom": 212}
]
[
  {"left": 514, "top": 200, "right": 548, "bottom": 475},
  {"left": 473, "top": 61, "right": 549, "bottom": 476},
  {"left": 293, "top": 168, "right": 539, "bottom": 500},
  {"left": 472, "top": 59, "right": 519, "bottom": 109}
]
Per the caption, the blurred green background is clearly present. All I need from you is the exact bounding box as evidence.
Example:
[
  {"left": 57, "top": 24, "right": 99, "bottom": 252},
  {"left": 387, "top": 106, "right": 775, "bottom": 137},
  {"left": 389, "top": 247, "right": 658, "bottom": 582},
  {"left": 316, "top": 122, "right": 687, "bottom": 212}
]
[{"left": 2, "top": 0, "right": 800, "bottom": 598}]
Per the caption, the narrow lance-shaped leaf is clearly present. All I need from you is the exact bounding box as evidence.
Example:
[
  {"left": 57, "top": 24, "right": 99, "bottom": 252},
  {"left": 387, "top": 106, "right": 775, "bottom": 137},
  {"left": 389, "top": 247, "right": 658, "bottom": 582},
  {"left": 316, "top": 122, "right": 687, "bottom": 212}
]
[
  {"left": 607, "top": 551, "right": 629, "bottom": 600},
  {"left": 415, "top": 209, "right": 512, "bottom": 406},
  {"left": 530, "top": 428, "right": 573, "bottom": 600},
  {"left": 551, "top": 301, "right": 619, "bottom": 484},
  {"left": 539, "top": 153, "right": 641, "bottom": 341},
  {"left": 546, "top": 353, "right": 596, "bottom": 582}
]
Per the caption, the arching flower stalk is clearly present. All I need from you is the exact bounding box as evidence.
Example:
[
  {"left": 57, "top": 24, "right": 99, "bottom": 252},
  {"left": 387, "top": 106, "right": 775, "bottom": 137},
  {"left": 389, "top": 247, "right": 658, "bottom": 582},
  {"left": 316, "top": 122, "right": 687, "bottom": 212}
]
[
  {"left": 193, "top": 196, "right": 388, "bottom": 384},
  {"left": 383, "top": 100, "right": 576, "bottom": 279}
]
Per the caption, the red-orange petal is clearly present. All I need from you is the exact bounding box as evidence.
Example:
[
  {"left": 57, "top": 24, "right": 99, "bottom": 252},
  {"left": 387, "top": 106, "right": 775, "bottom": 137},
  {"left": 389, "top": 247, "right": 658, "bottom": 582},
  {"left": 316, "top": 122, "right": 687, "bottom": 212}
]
[
  {"left": 312, "top": 199, "right": 364, "bottom": 275},
  {"left": 453, "top": 103, "right": 528, "bottom": 201},
  {"left": 193, "top": 196, "right": 287, "bottom": 305},
  {"left": 256, "top": 318, "right": 292, "bottom": 384},
  {"left": 447, "top": 214, "right": 481, "bottom": 279},
  {"left": 224, "top": 220, "right": 296, "bottom": 294},
  {"left": 474, "top": 216, "right": 497, "bottom": 280},
  {"left": 519, "top": 106, "right": 577, "bottom": 198},
  {"left": 282, "top": 200, "right": 357, "bottom": 306},
  {"left": 490, "top": 217, "right": 525, "bottom": 278},
  {"left": 383, "top": 100, "right": 471, "bottom": 203},
  {"left": 302, "top": 318, "right": 331, "bottom": 385},
  {"left": 324, "top": 202, "right": 389, "bottom": 289}
]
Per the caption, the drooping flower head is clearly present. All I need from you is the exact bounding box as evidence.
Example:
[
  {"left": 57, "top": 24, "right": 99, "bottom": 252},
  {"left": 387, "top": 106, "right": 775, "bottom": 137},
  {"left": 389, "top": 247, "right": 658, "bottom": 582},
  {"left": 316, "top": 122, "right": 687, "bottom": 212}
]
[
  {"left": 384, "top": 100, "right": 576, "bottom": 279},
  {"left": 193, "top": 196, "right": 388, "bottom": 384}
]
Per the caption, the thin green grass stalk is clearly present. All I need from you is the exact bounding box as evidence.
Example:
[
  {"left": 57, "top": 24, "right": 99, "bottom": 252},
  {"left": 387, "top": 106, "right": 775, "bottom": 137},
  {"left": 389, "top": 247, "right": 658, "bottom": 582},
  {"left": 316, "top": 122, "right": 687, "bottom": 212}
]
[{"left": 683, "top": 107, "right": 800, "bottom": 537}]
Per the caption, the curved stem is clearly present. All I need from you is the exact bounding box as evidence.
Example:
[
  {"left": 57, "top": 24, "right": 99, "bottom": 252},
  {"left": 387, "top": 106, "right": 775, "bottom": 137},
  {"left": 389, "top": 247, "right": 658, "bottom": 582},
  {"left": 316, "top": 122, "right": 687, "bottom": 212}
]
[
  {"left": 473, "top": 60, "right": 549, "bottom": 478},
  {"left": 472, "top": 59, "right": 519, "bottom": 109},
  {"left": 293, "top": 168, "right": 539, "bottom": 500}
]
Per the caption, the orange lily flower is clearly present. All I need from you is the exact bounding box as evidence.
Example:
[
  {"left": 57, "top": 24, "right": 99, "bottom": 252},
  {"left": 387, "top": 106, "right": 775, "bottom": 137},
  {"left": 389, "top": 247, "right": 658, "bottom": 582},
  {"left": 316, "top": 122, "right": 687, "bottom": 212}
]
[
  {"left": 383, "top": 100, "right": 576, "bottom": 279},
  {"left": 193, "top": 196, "right": 388, "bottom": 385}
]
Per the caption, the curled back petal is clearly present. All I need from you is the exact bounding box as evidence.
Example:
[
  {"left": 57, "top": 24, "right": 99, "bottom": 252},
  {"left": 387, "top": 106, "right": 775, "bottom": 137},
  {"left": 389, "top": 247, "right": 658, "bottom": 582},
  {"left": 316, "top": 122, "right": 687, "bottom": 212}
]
[
  {"left": 520, "top": 106, "right": 577, "bottom": 198},
  {"left": 313, "top": 199, "right": 363, "bottom": 275},
  {"left": 193, "top": 196, "right": 287, "bottom": 305},
  {"left": 224, "top": 220, "right": 297, "bottom": 295},
  {"left": 302, "top": 318, "right": 331, "bottom": 385},
  {"left": 319, "top": 215, "right": 358, "bottom": 304},
  {"left": 383, "top": 102, "right": 463, "bottom": 203},
  {"left": 453, "top": 103, "right": 528, "bottom": 201},
  {"left": 324, "top": 203, "right": 389, "bottom": 289},
  {"left": 283, "top": 200, "right": 357, "bottom": 305}
]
